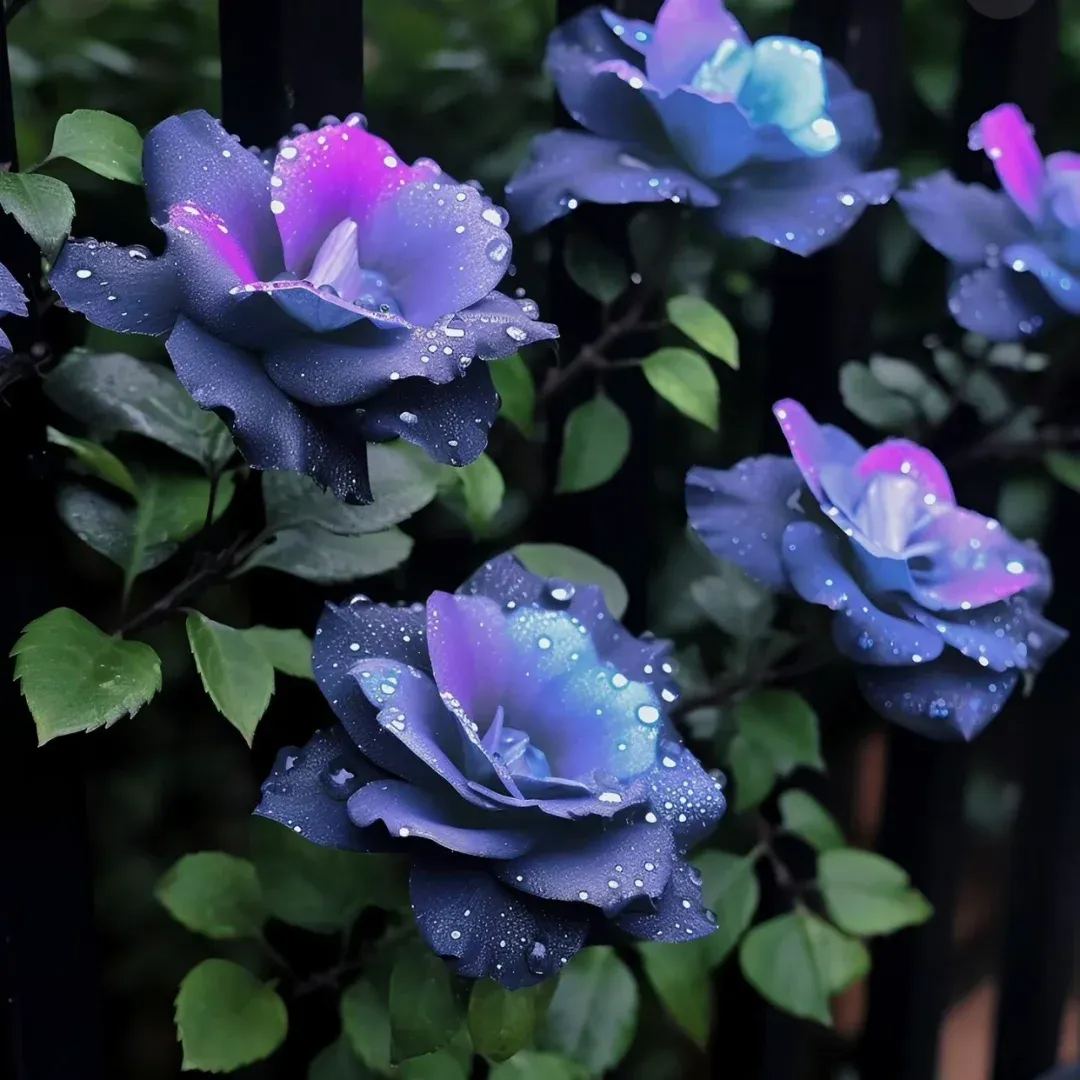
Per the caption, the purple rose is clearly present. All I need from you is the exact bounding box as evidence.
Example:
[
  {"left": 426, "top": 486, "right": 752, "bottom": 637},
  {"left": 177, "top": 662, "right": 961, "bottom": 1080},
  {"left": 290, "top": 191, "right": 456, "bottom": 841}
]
[
  {"left": 898, "top": 103, "right": 1080, "bottom": 341},
  {"left": 256, "top": 554, "right": 725, "bottom": 987},
  {"left": 0, "top": 261, "right": 28, "bottom": 355},
  {"left": 50, "top": 111, "right": 556, "bottom": 503},
  {"left": 687, "top": 399, "right": 1065, "bottom": 739},
  {"left": 505, "top": 0, "right": 897, "bottom": 256}
]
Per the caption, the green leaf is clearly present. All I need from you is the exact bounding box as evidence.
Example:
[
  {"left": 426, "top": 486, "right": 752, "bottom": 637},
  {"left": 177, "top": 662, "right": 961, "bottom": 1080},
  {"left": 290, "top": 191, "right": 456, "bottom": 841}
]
[
  {"left": 458, "top": 453, "right": 505, "bottom": 533},
  {"left": 961, "top": 368, "right": 1011, "bottom": 424},
  {"left": 47, "top": 427, "right": 136, "bottom": 494},
  {"left": 739, "top": 911, "right": 869, "bottom": 1026},
  {"left": 491, "top": 353, "right": 535, "bottom": 436},
  {"left": 511, "top": 542, "right": 629, "bottom": 619},
  {"left": 241, "top": 526, "right": 413, "bottom": 583},
  {"left": 263, "top": 444, "right": 437, "bottom": 534},
  {"left": 539, "top": 947, "right": 638, "bottom": 1074},
  {"left": 998, "top": 473, "right": 1054, "bottom": 541},
  {"left": 155, "top": 852, "right": 265, "bottom": 940},
  {"left": 186, "top": 613, "right": 275, "bottom": 745},
  {"left": 243, "top": 627, "right": 313, "bottom": 680},
  {"left": 45, "top": 351, "right": 234, "bottom": 471},
  {"left": 341, "top": 978, "right": 392, "bottom": 1073},
  {"left": 868, "top": 356, "right": 951, "bottom": 424},
  {"left": 563, "top": 233, "right": 627, "bottom": 305},
  {"left": 697, "top": 850, "right": 760, "bottom": 967},
  {"left": 175, "top": 959, "right": 287, "bottom": 1073},
  {"left": 637, "top": 941, "right": 712, "bottom": 1048},
  {"left": 642, "top": 347, "right": 720, "bottom": 430},
  {"left": 779, "top": 791, "right": 845, "bottom": 852},
  {"left": 666, "top": 295, "right": 739, "bottom": 369},
  {"left": 490, "top": 1051, "right": 590, "bottom": 1080},
  {"left": 45, "top": 109, "right": 143, "bottom": 183},
  {"left": 308, "top": 1037, "right": 371, "bottom": 1080},
  {"left": 0, "top": 171, "right": 74, "bottom": 257},
  {"left": 818, "top": 849, "right": 933, "bottom": 936},
  {"left": 736, "top": 689, "right": 823, "bottom": 774},
  {"left": 691, "top": 563, "right": 775, "bottom": 639},
  {"left": 389, "top": 946, "right": 463, "bottom": 1062},
  {"left": 727, "top": 734, "right": 775, "bottom": 812},
  {"left": 556, "top": 394, "right": 631, "bottom": 495},
  {"left": 839, "top": 362, "right": 919, "bottom": 433},
  {"left": 1045, "top": 451, "right": 1080, "bottom": 493},
  {"left": 250, "top": 818, "right": 407, "bottom": 932},
  {"left": 11, "top": 608, "right": 161, "bottom": 744},
  {"left": 468, "top": 980, "right": 551, "bottom": 1064}
]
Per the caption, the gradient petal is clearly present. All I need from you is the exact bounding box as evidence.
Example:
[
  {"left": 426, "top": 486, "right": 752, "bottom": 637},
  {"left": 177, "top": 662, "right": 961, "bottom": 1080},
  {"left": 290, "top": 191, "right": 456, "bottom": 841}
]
[
  {"left": 642, "top": 740, "right": 727, "bottom": 848},
  {"left": 646, "top": 0, "right": 747, "bottom": 94},
  {"left": 947, "top": 264, "right": 1058, "bottom": 340},
  {"left": 974, "top": 103, "right": 1046, "bottom": 223}
]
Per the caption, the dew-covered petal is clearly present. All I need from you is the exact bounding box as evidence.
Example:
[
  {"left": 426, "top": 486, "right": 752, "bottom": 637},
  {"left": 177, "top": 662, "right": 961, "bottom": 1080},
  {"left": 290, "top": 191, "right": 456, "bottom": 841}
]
[
  {"left": 1001, "top": 242, "right": 1080, "bottom": 315},
  {"left": 450, "top": 291, "right": 560, "bottom": 361},
  {"left": 646, "top": 0, "right": 747, "bottom": 94},
  {"left": 358, "top": 360, "right": 498, "bottom": 467},
  {"left": 946, "top": 264, "right": 1058, "bottom": 341},
  {"left": 642, "top": 740, "right": 726, "bottom": 848},
  {"left": 854, "top": 441, "right": 955, "bottom": 507},
  {"left": 781, "top": 520, "right": 945, "bottom": 666},
  {"left": 772, "top": 398, "right": 865, "bottom": 505},
  {"left": 907, "top": 507, "right": 1043, "bottom": 610},
  {"left": 410, "top": 859, "right": 590, "bottom": 988},
  {"left": 613, "top": 859, "right": 718, "bottom": 942},
  {"left": 896, "top": 173, "right": 1030, "bottom": 265},
  {"left": 686, "top": 457, "right": 807, "bottom": 591},
  {"left": 241, "top": 277, "right": 408, "bottom": 335},
  {"left": 973, "top": 103, "right": 1046, "bottom": 223},
  {"left": 143, "top": 110, "right": 283, "bottom": 278},
  {"left": 0, "top": 260, "right": 27, "bottom": 319},
  {"left": 255, "top": 726, "right": 392, "bottom": 851},
  {"left": 857, "top": 654, "right": 1020, "bottom": 740},
  {"left": 505, "top": 129, "right": 719, "bottom": 234},
  {"left": 549, "top": 8, "right": 669, "bottom": 144},
  {"left": 492, "top": 812, "right": 674, "bottom": 915},
  {"left": 738, "top": 37, "right": 832, "bottom": 140},
  {"left": 165, "top": 315, "right": 372, "bottom": 503},
  {"left": 51, "top": 240, "right": 180, "bottom": 336},
  {"left": 347, "top": 779, "right": 534, "bottom": 857}
]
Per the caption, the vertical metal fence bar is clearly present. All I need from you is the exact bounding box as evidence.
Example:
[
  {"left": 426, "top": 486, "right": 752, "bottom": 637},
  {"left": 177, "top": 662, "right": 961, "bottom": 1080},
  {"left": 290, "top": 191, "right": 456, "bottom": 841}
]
[{"left": 0, "top": 7, "right": 105, "bottom": 1079}]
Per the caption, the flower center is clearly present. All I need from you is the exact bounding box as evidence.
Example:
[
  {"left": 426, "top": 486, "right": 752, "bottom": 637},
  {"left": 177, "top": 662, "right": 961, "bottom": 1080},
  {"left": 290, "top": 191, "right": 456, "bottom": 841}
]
[{"left": 307, "top": 217, "right": 401, "bottom": 314}]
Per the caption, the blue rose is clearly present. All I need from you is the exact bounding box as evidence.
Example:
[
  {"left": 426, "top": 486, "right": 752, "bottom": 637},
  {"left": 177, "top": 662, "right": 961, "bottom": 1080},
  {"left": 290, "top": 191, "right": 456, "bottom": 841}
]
[
  {"left": 50, "top": 111, "right": 557, "bottom": 503},
  {"left": 899, "top": 103, "right": 1080, "bottom": 340},
  {"left": 256, "top": 554, "right": 726, "bottom": 987},
  {"left": 687, "top": 399, "right": 1065, "bottom": 739},
  {"left": 0, "top": 260, "right": 27, "bottom": 354},
  {"left": 505, "top": 0, "right": 897, "bottom": 255}
]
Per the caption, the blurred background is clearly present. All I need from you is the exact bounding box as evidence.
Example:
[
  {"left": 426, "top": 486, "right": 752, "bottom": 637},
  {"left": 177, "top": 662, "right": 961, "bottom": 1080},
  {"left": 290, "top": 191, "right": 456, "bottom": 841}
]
[{"left": 7, "top": 1, "right": 1080, "bottom": 1077}]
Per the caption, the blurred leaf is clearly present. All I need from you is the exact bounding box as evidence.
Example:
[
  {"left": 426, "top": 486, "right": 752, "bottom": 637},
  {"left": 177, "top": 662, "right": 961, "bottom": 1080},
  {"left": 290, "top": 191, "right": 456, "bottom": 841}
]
[
  {"left": 1045, "top": 451, "right": 1080, "bottom": 493},
  {"left": 642, "top": 347, "right": 720, "bottom": 430},
  {"left": 932, "top": 347, "right": 966, "bottom": 388},
  {"left": 697, "top": 850, "right": 760, "bottom": 966},
  {"left": 667, "top": 295, "right": 739, "bottom": 370},
  {"left": 44, "top": 109, "right": 142, "bottom": 183},
  {"left": 511, "top": 542, "right": 629, "bottom": 618},
  {"left": 186, "top": 612, "right": 275, "bottom": 745},
  {"left": 389, "top": 947, "right": 463, "bottom": 1062},
  {"left": 564, "top": 234, "right": 626, "bottom": 305},
  {"left": 250, "top": 819, "right": 407, "bottom": 932},
  {"left": 691, "top": 564, "right": 775, "bottom": 639},
  {"left": 341, "top": 978, "right": 392, "bottom": 1074},
  {"left": 468, "top": 980, "right": 551, "bottom": 1063},
  {"left": 739, "top": 911, "right": 868, "bottom": 1026},
  {"left": 0, "top": 171, "right": 74, "bottom": 257},
  {"left": 458, "top": 453, "right": 505, "bottom": 533},
  {"left": 818, "top": 849, "right": 932, "bottom": 936},
  {"left": 175, "top": 959, "right": 287, "bottom": 1072},
  {"left": 45, "top": 350, "right": 234, "bottom": 472},
  {"left": 12, "top": 608, "right": 161, "bottom": 744},
  {"left": 155, "top": 852, "right": 265, "bottom": 940},
  {"left": 242, "top": 524, "right": 413, "bottom": 584},
  {"left": 47, "top": 426, "right": 136, "bottom": 494},
  {"left": 490, "top": 1051, "right": 590, "bottom": 1080},
  {"left": 491, "top": 353, "right": 535, "bottom": 436},
  {"left": 243, "top": 627, "right": 314, "bottom": 680},
  {"left": 736, "top": 689, "right": 823, "bottom": 774},
  {"left": 539, "top": 947, "right": 638, "bottom": 1074},
  {"left": 637, "top": 941, "right": 712, "bottom": 1048},
  {"left": 961, "top": 368, "right": 1011, "bottom": 424},
  {"left": 779, "top": 791, "right": 845, "bottom": 852},
  {"left": 868, "top": 356, "right": 951, "bottom": 425},
  {"left": 728, "top": 734, "right": 775, "bottom": 812},
  {"left": 556, "top": 394, "right": 631, "bottom": 494},
  {"left": 840, "top": 361, "right": 919, "bottom": 432},
  {"left": 628, "top": 210, "right": 670, "bottom": 282},
  {"left": 263, "top": 445, "right": 436, "bottom": 534},
  {"left": 997, "top": 473, "right": 1054, "bottom": 542},
  {"left": 308, "top": 1037, "right": 370, "bottom": 1080}
]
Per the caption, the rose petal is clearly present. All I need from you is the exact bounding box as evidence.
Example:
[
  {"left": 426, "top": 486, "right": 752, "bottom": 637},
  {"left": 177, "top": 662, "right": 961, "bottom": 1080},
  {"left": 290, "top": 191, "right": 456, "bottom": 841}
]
[
  {"left": 974, "top": 103, "right": 1046, "bottom": 223},
  {"left": 647, "top": 0, "right": 747, "bottom": 94}
]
